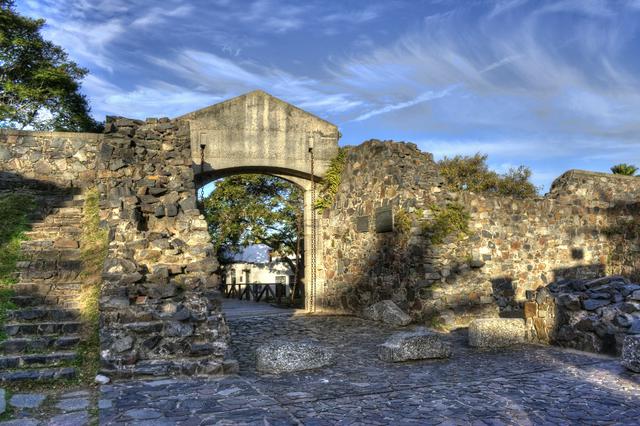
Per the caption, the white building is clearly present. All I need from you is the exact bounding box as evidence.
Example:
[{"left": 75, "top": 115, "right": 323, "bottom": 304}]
[{"left": 221, "top": 244, "right": 296, "bottom": 299}]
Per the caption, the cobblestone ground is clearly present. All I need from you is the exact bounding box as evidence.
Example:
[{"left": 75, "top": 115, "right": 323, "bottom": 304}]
[
  {"left": 0, "top": 387, "right": 97, "bottom": 425},
  {"left": 99, "top": 313, "right": 640, "bottom": 425}
]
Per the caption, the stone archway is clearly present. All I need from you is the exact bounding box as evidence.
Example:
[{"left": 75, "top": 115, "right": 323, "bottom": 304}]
[{"left": 179, "top": 90, "right": 340, "bottom": 312}]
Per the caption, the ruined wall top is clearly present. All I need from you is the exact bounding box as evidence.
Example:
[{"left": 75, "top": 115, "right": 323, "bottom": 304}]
[{"left": 178, "top": 90, "right": 340, "bottom": 182}]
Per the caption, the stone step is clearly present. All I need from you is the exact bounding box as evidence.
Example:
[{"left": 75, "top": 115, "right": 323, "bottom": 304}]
[
  {"left": 0, "top": 335, "right": 81, "bottom": 353},
  {"left": 50, "top": 207, "right": 83, "bottom": 215},
  {"left": 29, "top": 224, "right": 83, "bottom": 233},
  {"left": 21, "top": 240, "right": 80, "bottom": 250},
  {"left": 0, "top": 367, "right": 77, "bottom": 383},
  {"left": 3, "top": 321, "right": 83, "bottom": 337},
  {"left": 31, "top": 215, "right": 83, "bottom": 227},
  {"left": 24, "top": 229, "right": 83, "bottom": 239},
  {"left": 0, "top": 351, "right": 77, "bottom": 369},
  {"left": 9, "top": 295, "right": 80, "bottom": 309},
  {"left": 12, "top": 282, "right": 83, "bottom": 296},
  {"left": 21, "top": 248, "right": 82, "bottom": 261},
  {"left": 18, "top": 260, "right": 83, "bottom": 281},
  {"left": 6, "top": 307, "right": 80, "bottom": 322}
]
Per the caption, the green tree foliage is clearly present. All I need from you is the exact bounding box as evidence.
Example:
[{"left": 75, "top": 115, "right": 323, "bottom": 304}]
[
  {"left": 202, "top": 174, "right": 303, "bottom": 273},
  {"left": 438, "top": 153, "right": 539, "bottom": 198},
  {"left": 610, "top": 163, "right": 638, "bottom": 176},
  {"left": 0, "top": 0, "right": 102, "bottom": 131}
]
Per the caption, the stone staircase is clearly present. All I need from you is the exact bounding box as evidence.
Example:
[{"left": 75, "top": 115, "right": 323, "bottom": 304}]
[{"left": 0, "top": 193, "right": 86, "bottom": 383}]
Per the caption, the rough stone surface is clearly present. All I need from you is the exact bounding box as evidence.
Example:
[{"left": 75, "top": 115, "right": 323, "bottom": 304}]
[
  {"left": 95, "top": 374, "right": 110, "bottom": 385},
  {"left": 99, "top": 313, "right": 640, "bottom": 425},
  {"left": 8, "top": 393, "right": 46, "bottom": 409},
  {"left": 320, "top": 140, "right": 640, "bottom": 329},
  {"left": 255, "top": 340, "right": 335, "bottom": 373},
  {"left": 378, "top": 328, "right": 452, "bottom": 362},
  {"left": 623, "top": 335, "right": 640, "bottom": 373},
  {"left": 468, "top": 318, "right": 526, "bottom": 348},
  {"left": 528, "top": 276, "right": 640, "bottom": 354},
  {"left": 362, "top": 300, "right": 412, "bottom": 326},
  {"left": 0, "top": 130, "right": 99, "bottom": 188},
  {"left": 0, "top": 388, "right": 5, "bottom": 415}
]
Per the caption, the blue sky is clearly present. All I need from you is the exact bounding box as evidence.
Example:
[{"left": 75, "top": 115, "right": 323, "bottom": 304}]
[{"left": 17, "top": 0, "right": 640, "bottom": 191}]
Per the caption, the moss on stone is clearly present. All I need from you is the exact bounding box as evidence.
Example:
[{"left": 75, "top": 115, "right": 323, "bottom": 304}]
[
  {"left": 422, "top": 203, "right": 471, "bottom": 244},
  {"left": 0, "top": 193, "right": 36, "bottom": 341},
  {"left": 76, "top": 188, "right": 109, "bottom": 383}
]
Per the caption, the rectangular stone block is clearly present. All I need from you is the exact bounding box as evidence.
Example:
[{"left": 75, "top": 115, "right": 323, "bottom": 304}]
[
  {"left": 622, "top": 335, "right": 640, "bottom": 372},
  {"left": 378, "top": 329, "right": 452, "bottom": 362},
  {"left": 468, "top": 318, "right": 526, "bottom": 348}
]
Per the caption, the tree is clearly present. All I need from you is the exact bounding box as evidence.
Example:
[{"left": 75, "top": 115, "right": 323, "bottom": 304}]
[
  {"left": 201, "top": 174, "right": 304, "bottom": 289},
  {"left": 0, "top": 0, "right": 102, "bottom": 131},
  {"left": 611, "top": 163, "right": 637, "bottom": 176},
  {"left": 438, "top": 153, "right": 539, "bottom": 198}
]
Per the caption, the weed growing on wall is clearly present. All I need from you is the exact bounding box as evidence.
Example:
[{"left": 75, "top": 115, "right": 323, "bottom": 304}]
[
  {"left": 76, "top": 188, "right": 109, "bottom": 383},
  {"left": 0, "top": 193, "right": 35, "bottom": 341},
  {"left": 314, "top": 147, "right": 347, "bottom": 210},
  {"left": 438, "top": 153, "right": 539, "bottom": 198},
  {"left": 422, "top": 203, "right": 470, "bottom": 244}
]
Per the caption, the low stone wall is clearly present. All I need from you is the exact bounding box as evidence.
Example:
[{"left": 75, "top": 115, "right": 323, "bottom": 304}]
[
  {"left": 97, "top": 117, "right": 231, "bottom": 377},
  {"left": 0, "top": 129, "right": 100, "bottom": 188},
  {"left": 320, "top": 140, "right": 640, "bottom": 330}
]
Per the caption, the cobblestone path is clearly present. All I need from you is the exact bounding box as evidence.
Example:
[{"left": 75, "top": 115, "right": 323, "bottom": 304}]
[{"left": 99, "top": 314, "right": 640, "bottom": 425}]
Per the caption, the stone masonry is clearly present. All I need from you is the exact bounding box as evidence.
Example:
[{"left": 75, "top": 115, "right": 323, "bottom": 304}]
[
  {"left": 3, "top": 91, "right": 640, "bottom": 379},
  {"left": 97, "top": 117, "right": 232, "bottom": 377},
  {"left": 320, "top": 140, "right": 640, "bottom": 333}
]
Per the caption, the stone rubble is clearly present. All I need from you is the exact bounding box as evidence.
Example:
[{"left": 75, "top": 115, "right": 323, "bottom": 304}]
[
  {"left": 528, "top": 276, "right": 640, "bottom": 354},
  {"left": 362, "top": 300, "right": 412, "bottom": 326}
]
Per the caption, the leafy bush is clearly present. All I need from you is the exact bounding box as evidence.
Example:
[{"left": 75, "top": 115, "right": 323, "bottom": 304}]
[
  {"left": 422, "top": 203, "right": 470, "bottom": 244},
  {"left": 611, "top": 163, "right": 638, "bottom": 176},
  {"left": 438, "top": 153, "right": 539, "bottom": 198}
]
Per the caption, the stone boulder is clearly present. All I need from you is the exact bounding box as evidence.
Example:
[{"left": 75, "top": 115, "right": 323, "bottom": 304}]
[
  {"left": 362, "top": 300, "right": 412, "bottom": 326},
  {"left": 378, "top": 328, "right": 452, "bottom": 362},
  {"left": 255, "top": 341, "right": 335, "bottom": 374},
  {"left": 622, "top": 335, "right": 640, "bottom": 373},
  {"left": 469, "top": 318, "right": 526, "bottom": 348}
]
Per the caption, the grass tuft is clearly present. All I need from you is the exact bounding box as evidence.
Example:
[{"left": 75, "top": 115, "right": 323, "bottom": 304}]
[
  {"left": 0, "top": 193, "right": 36, "bottom": 341},
  {"left": 76, "top": 188, "right": 108, "bottom": 384}
]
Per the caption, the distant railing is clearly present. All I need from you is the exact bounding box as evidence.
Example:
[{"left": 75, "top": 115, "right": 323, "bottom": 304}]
[{"left": 222, "top": 282, "right": 291, "bottom": 303}]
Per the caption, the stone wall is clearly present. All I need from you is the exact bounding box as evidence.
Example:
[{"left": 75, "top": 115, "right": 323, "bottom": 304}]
[
  {"left": 320, "top": 140, "right": 640, "bottom": 330},
  {"left": 0, "top": 129, "right": 100, "bottom": 188},
  {"left": 96, "top": 117, "right": 232, "bottom": 377}
]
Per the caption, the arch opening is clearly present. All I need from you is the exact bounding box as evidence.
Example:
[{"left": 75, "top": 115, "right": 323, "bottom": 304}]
[{"left": 196, "top": 171, "right": 311, "bottom": 311}]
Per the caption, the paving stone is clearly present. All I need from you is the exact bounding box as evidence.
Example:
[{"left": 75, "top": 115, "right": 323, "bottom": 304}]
[
  {"left": 98, "top": 314, "right": 640, "bottom": 425},
  {"left": 9, "top": 393, "right": 46, "bottom": 409},
  {"left": 47, "top": 411, "right": 88, "bottom": 426},
  {"left": 0, "top": 389, "right": 4, "bottom": 415},
  {"left": 0, "top": 419, "right": 40, "bottom": 426},
  {"left": 55, "top": 397, "right": 89, "bottom": 411}
]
